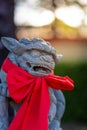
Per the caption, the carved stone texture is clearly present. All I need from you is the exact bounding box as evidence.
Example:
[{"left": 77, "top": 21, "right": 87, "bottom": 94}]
[{"left": 0, "top": 37, "right": 65, "bottom": 130}]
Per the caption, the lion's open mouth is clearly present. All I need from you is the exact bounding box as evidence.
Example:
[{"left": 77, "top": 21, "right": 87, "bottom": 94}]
[
  {"left": 33, "top": 65, "right": 51, "bottom": 74},
  {"left": 26, "top": 62, "right": 52, "bottom": 75}
]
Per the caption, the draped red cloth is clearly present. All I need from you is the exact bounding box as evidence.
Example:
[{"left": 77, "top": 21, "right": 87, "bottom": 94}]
[{"left": 2, "top": 58, "right": 74, "bottom": 130}]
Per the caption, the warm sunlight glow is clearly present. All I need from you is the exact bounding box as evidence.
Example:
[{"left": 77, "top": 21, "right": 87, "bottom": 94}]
[
  {"left": 55, "top": 5, "right": 85, "bottom": 27},
  {"left": 14, "top": 5, "right": 55, "bottom": 27},
  {"left": 78, "top": 0, "right": 87, "bottom": 5},
  {"left": 84, "top": 15, "right": 87, "bottom": 25}
]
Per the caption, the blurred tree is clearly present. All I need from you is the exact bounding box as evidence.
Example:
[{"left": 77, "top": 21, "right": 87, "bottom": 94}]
[
  {"left": 15, "top": 0, "right": 87, "bottom": 11},
  {"left": 15, "top": 0, "right": 87, "bottom": 39}
]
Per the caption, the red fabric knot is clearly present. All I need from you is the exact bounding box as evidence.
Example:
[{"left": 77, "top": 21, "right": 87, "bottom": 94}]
[{"left": 1, "top": 58, "right": 74, "bottom": 130}]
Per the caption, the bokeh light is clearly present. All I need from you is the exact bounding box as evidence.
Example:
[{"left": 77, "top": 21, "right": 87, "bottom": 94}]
[
  {"left": 78, "top": 0, "right": 87, "bottom": 5},
  {"left": 14, "top": 5, "right": 55, "bottom": 27},
  {"left": 55, "top": 5, "right": 85, "bottom": 27}
]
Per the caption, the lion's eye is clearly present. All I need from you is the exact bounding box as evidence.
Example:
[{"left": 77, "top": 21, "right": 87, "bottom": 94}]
[{"left": 26, "top": 62, "right": 31, "bottom": 67}]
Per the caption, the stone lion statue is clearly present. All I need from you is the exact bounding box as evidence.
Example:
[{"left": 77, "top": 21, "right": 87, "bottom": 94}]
[{"left": 0, "top": 37, "right": 74, "bottom": 130}]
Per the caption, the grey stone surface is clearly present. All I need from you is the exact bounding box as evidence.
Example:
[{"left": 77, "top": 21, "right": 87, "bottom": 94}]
[
  {"left": 0, "top": 96, "right": 9, "bottom": 130},
  {"left": 0, "top": 37, "right": 65, "bottom": 130}
]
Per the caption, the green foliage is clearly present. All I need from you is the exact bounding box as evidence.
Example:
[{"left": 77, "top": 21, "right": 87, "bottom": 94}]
[
  {"left": 75, "top": 128, "right": 87, "bottom": 130},
  {"left": 54, "top": 61, "right": 87, "bottom": 123}
]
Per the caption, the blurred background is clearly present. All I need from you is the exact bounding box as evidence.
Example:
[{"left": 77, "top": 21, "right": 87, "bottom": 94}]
[{"left": 0, "top": 0, "right": 87, "bottom": 129}]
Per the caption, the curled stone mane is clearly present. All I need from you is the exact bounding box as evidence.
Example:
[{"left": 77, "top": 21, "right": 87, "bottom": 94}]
[{"left": 19, "top": 38, "right": 58, "bottom": 63}]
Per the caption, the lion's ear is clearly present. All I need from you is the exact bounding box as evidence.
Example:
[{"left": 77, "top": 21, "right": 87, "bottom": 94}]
[
  {"left": 57, "top": 54, "right": 63, "bottom": 62},
  {"left": 1, "top": 37, "right": 26, "bottom": 55}
]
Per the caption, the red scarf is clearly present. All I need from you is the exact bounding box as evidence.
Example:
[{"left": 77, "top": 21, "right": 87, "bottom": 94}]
[{"left": 2, "top": 58, "right": 74, "bottom": 130}]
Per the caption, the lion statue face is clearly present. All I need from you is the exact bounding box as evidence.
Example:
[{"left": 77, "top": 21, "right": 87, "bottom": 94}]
[{"left": 1, "top": 37, "right": 62, "bottom": 76}]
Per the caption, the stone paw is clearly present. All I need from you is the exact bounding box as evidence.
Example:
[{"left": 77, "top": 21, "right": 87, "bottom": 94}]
[{"left": 49, "top": 120, "right": 62, "bottom": 130}]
